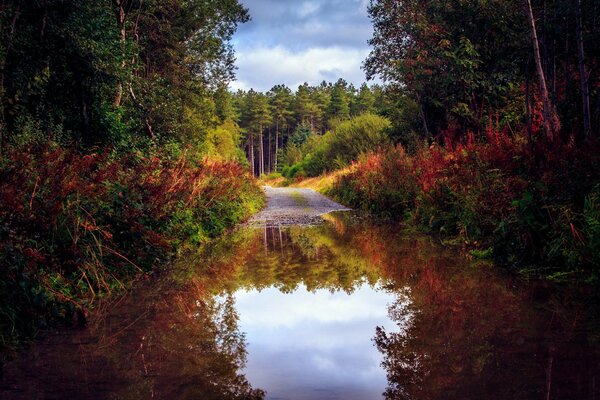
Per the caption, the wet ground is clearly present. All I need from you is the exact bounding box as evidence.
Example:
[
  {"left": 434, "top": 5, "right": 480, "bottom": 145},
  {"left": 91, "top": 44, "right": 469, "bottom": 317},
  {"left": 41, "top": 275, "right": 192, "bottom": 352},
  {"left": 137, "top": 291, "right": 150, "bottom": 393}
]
[
  {"left": 247, "top": 186, "right": 350, "bottom": 227},
  {"left": 1, "top": 194, "right": 600, "bottom": 399}
]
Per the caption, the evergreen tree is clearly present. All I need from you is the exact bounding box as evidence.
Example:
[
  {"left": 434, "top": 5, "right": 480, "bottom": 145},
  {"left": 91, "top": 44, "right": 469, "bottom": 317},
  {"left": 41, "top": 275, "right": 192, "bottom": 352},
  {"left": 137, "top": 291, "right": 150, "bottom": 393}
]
[
  {"left": 326, "top": 78, "right": 350, "bottom": 124},
  {"left": 268, "top": 84, "right": 293, "bottom": 171},
  {"left": 351, "top": 83, "right": 376, "bottom": 115}
]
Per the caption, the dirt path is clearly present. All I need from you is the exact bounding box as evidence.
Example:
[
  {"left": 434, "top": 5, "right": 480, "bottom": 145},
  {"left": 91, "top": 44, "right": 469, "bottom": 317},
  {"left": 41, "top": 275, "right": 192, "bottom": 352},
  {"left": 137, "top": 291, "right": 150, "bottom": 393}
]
[{"left": 247, "top": 186, "right": 350, "bottom": 227}]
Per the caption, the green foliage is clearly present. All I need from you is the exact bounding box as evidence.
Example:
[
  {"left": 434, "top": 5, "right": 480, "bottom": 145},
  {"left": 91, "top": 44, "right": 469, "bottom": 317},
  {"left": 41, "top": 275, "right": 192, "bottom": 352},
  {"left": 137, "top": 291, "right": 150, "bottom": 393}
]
[
  {"left": 281, "top": 113, "right": 391, "bottom": 178},
  {"left": 324, "top": 113, "right": 391, "bottom": 166},
  {"left": 205, "top": 119, "right": 246, "bottom": 162},
  {"left": 365, "top": 0, "right": 529, "bottom": 138},
  {"left": 289, "top": 123, "right": 312, "bottom": 147},
  {"left": 0, "top": 0, "right": 249, "bottom": 149},
  {"left": 326, "top": 79, "right": 350, "bottom": 121}
]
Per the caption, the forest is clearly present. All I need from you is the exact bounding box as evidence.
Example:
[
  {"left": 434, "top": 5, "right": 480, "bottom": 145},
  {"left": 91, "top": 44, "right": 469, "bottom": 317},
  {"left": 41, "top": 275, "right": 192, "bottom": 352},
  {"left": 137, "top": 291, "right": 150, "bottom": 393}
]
[{"left": 1, "top": 0, "right": 599, "bottom": 380}]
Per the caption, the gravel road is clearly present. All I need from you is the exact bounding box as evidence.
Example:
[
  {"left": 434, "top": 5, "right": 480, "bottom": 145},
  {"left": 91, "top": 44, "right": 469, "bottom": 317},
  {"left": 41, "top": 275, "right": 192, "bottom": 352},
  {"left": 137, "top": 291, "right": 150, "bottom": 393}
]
[{"left": 247, "top": 186, "right": 350, "bottom": 227}]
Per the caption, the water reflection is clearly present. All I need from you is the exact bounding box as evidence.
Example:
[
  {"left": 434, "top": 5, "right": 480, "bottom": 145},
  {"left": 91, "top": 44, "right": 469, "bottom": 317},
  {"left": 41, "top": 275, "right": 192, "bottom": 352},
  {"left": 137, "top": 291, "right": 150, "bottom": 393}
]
[
  {"left": 0, "top": 279, "right": 264, "bottom": 400},
  {"left": 1, "top": 213, "right": 599, "bottom": 400},
  {"left": 235, "top": 285, "right": 398, "bottom": 400},
  {"left": 230, "top": 215, "right": 600, "bottom": 400},
  {"left": 224, "top": 222, "right": 406, "bottom": 399}
]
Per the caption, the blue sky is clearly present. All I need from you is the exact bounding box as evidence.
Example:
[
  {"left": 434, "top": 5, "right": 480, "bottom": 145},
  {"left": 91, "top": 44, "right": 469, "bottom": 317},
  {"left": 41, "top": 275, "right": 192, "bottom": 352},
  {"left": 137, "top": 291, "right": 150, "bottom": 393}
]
[{"left": 230, "top": 0, "right": 374, "bottom": 92}]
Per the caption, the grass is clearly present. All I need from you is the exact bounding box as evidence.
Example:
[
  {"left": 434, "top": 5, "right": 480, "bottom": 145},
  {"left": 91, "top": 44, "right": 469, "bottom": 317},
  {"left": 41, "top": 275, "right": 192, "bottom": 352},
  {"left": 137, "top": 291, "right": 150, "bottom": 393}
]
[{"left": 260, "top": 167, "right": 352, "bottom": 194}]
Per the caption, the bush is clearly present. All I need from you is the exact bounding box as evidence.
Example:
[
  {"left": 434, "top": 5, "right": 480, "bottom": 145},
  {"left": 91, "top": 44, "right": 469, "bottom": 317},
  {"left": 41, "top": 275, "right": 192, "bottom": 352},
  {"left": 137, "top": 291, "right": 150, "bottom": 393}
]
[
  {"left": 282, "top": 113, "right": 392, "bottom": 178},
  {"left": 330, "top": 134, "right": 600, "bottom": 280},
  {"left": 324, "top": 113, "right": 391, "bottom": 166},
  {"left": 0, "top": 144, "right": 264, "bottom": 358}
]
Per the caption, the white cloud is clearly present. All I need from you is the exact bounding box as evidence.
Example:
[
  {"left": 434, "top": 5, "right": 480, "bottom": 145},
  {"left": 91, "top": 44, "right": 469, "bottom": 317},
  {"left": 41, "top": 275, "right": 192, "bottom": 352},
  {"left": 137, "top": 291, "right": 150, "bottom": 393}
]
[
  {"left": 298, "top": 1, "right": 321, "bottom": 18},
  {"left": 230, "top": 0, "right": 376, "bottom": 91},
  {"left": 230, "top": 45, "right": 370, "bottom": 92}
]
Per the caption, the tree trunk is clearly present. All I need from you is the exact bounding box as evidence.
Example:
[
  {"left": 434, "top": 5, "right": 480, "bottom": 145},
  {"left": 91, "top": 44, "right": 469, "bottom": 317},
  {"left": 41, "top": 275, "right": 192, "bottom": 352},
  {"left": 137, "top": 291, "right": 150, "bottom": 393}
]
[
  {"left": 415, "top": 93, "right": 431, "bottom": 141},
  {"left": 526, "top": 0, "right": 560, "bottom": 143},
  {"left": 268, "top": 125, "right": 272, "bottom": 175},
  {"left": 526, "top": 65, "right": 533, "bottom": 148},
  {"left": 128, "top": 84, "right": 154, "bottom": 139},
  {"left": 274, "top": 118, "right": 279, "bottom": 172},
  {"left": 113, "top": 0, "right": 128, "bottom": 108},
  {"left": 259, "top": 124, "right": 264, "bottom": 176},
  {"left": 576, "top": 0, "right": 592, "bottom": 139},
  {"left": 249, "top": 135, "right": 255, "bottom": 176}
]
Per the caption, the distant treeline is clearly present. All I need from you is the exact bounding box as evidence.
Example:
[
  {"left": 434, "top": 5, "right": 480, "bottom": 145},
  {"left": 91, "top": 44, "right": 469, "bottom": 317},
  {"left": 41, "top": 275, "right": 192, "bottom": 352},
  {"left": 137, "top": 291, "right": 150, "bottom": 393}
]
[{"left": 218, "top": 81, "right": 401, "bottom": 176}]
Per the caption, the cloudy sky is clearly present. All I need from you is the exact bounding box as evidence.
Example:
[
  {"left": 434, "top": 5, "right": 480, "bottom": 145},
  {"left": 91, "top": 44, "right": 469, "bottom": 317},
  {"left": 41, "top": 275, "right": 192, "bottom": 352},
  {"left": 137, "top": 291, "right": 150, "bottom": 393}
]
[{"left": 230, "top": 0, "right": 375, "bottom": 92}]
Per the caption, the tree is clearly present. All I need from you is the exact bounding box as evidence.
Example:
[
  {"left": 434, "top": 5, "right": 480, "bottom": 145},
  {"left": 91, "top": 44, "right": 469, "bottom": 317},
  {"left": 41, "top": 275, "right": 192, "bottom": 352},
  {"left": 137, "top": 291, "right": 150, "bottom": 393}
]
[
  {"left": 309, "top": 83, "right": 330, "bottom": 134},
  {"left": 0, "top": 0, "right": 249, "bottom": 148},
  {"left": 110, "top": 0, "right": 135, "bottom": 108},
  {"left": 214, "top": 84, "right": 236, "bottom": 123},
  {"left": 294, "top": 83, "right": 318, "bottom": 130},
  {"left": 351, "top": 83, "right": 376, "bottom": 115},
  {"left": 242, "top": 89, "right": 271, "bottom": 176},
  {"left": 326, "top": 78, "right": 350, "bottom": 123},
  {"left": 268, "top": 84, "right": 293, "bottom": 171},
  {"left": 526, "top": 0, "right": 560, "bottom": 142},
  {"left": 364, "top": 0, "right": 529, "bottom": 140}
]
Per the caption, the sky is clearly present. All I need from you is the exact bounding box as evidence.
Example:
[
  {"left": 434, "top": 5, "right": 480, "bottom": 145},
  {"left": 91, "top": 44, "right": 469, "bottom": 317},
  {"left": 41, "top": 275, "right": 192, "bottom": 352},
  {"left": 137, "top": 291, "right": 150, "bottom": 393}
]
[{"left": 229, "top": 0, "right": 375, "bottom": 92}]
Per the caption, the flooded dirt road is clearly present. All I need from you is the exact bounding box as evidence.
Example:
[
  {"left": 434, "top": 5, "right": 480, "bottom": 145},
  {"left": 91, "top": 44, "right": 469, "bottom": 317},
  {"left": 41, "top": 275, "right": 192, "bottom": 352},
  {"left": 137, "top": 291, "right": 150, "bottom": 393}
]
[
  {"left": 247, "top": 186, "right": 350, "bottom": 227},
  {"left": 1, "top": 210, "right": 600, "bottom": 399}
]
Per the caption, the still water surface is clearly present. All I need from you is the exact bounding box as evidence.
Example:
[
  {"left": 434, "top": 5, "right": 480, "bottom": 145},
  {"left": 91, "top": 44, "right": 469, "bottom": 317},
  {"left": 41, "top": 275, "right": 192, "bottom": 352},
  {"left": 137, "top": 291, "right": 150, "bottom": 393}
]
[
  {"left": 235, "top": 284, "right": 397, "bottom": 399},
  {"left": 1, "top": 213, "right": 599, "bottom": 399}
]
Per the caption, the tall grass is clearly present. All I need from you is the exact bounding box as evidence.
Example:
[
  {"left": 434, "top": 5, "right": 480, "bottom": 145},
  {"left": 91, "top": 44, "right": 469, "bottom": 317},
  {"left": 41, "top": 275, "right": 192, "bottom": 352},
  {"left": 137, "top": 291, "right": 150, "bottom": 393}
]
[{"left": 0, "top": 144, "right": 264, "bottom": 359}]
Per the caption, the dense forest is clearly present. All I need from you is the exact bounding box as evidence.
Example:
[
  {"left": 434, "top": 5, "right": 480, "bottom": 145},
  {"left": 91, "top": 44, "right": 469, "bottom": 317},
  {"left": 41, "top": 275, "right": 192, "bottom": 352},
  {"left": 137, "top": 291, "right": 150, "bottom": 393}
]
[{"left": 1, "top": 0, "right": 600, "bottom": 373}]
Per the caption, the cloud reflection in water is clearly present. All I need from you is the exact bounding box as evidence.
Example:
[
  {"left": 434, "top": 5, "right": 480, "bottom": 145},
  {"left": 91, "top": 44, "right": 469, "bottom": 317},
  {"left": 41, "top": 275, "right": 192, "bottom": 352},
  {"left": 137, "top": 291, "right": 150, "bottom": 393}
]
[{"left": 234, "top": 283, "right": 406, "bottom": 399}]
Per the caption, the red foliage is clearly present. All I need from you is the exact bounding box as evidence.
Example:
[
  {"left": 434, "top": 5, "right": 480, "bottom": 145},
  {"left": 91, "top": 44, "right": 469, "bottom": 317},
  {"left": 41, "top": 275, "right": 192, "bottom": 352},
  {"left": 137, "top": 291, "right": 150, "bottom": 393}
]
[
  {"left": 0, "top": 145, "right": 262, "bottom": 327},
  {"left": 332, "top": 131, "right": 599, "bottom": 271}
]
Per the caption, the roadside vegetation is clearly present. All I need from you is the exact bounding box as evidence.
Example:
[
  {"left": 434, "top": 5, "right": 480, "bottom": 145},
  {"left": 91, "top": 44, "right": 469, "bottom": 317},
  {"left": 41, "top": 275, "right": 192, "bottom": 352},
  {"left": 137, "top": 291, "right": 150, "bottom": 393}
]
[
  {"left": 0, "top": 0, "right": 262, "bottom": 361},
  {"left": 329, "top": 138, "right": 599, "bottom": 280}
]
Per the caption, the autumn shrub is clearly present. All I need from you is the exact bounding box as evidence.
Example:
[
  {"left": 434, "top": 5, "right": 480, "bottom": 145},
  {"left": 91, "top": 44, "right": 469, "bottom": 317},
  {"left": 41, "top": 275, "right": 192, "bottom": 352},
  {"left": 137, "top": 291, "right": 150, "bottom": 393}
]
[
  {"left": 332, "top": 146, "right": 416, "bottom": 217},
  {"left": 0, "top": 144, "right": 264, "bottom": 358},
  {"left": 330, "top": 133, "right": 600, "bottom": 280}
]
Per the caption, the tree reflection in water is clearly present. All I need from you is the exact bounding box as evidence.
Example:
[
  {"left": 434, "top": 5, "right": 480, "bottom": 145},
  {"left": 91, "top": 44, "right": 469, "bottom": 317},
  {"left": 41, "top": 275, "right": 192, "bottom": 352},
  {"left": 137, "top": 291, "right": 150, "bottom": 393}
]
[
  {"left": 318, "top": 216, "right": 600, "bottom": 400},
  {"left": 237, "top": 214, "right": 600, "bottom": 400},
  {"left": 0, "top": 247, "right": 265, "bottom": 399},
  {"left": 2, "top": 212, "right": 600, "bottom": 400}
]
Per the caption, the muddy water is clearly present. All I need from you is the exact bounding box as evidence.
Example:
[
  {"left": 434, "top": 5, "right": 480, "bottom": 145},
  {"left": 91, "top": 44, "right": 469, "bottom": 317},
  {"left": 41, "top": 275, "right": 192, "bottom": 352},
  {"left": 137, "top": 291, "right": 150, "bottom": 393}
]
[{"left": 1, "top": 213, "right": 599, "bottom": 399}]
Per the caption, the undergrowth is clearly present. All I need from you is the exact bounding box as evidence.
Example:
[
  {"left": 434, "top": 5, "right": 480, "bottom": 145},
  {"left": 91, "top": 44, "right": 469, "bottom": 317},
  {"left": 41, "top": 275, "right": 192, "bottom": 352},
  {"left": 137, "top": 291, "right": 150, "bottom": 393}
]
[
  {"left": 0, "top": 144, "right": 264, "bottom": 361},
  {"left": 329, "top": 133, "right": 600, "bottom": 281}
]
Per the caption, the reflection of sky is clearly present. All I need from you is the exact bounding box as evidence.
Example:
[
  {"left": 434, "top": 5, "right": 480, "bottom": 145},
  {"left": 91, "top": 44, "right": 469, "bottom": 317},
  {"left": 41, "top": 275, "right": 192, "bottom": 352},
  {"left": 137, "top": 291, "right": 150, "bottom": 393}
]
[{"left": 234, "top": 283, "right": 403, "bottom": 399}]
